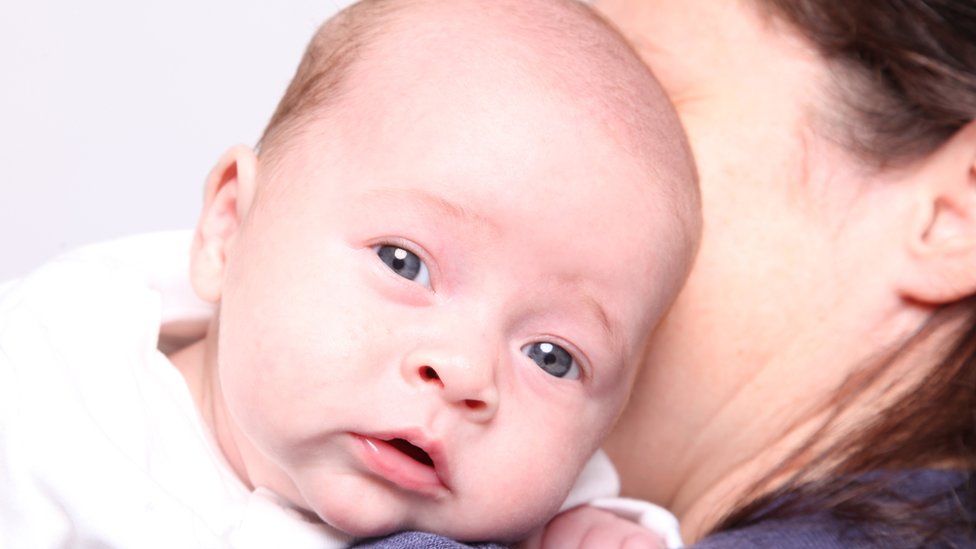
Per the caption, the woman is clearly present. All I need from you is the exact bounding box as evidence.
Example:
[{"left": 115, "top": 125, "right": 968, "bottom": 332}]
[{"left": 592, "top": 0, "right": 976, "bottom": 546}]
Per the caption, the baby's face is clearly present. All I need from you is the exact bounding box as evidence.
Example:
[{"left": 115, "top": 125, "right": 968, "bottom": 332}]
[{"left": 211, "top": 55, "right": 683, "bottom": 541}]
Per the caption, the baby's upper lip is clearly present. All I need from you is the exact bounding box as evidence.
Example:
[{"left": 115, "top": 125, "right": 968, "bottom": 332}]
[{"left": 362, "top": 428, "right": 451, "bottom": 489}]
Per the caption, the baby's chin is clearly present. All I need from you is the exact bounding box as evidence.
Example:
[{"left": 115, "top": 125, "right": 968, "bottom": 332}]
[
  {"left": 320, "top": 504, "right": 404, "bottom": 540},
  {"left": 298, "top": 473, "right": 410, "bottom": 537},
  {"left": 302, "top": 472, "right": 550, "bottom": 542}
]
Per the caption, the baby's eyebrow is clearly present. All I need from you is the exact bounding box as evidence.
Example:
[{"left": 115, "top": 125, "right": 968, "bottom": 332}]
[
  {"left": 585, "top": 293, "right": 616, "bottom": 343},
  {"left": 553, "top": 272, "right": 624, "bottom": 357},
  {"left": 359, "top": 188, "right": 501, "bottom": 234},
  {"left": 579, "top": 288, "right": 624, "bottom": 357}
]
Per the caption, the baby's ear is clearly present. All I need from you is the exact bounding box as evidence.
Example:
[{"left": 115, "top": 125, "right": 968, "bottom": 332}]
[
  {"left": 897, "top": 120, "right": 976, "bottom": 305},
  {"left": 189, "top": 145, "right": 259, "bottom": 303}
]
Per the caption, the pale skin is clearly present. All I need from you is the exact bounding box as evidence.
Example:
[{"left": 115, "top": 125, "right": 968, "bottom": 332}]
[
  {"left": 551, "top": 0, "right": 976, "bottom": 545},
  {"left": 169, "top": 1, "right": 695, "bottom": 544}
]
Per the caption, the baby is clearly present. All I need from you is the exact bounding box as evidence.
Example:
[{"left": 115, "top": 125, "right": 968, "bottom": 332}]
[{"left": 0, "top": 0, "right": 698, "bottom": 547}]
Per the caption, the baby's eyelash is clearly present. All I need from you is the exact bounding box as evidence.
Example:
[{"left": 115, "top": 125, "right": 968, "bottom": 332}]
[
  {"left": 367, "top": 236, "right": 439, "bottom": 291},
  {"left": 522, "top": 340, "right": 581, "bottom": 380},
  {"left": 375, "top": 246, "right": 428, "bottom": 287},
  {"left": 522, "top": 335, "right": 594, "bottom": 383}
]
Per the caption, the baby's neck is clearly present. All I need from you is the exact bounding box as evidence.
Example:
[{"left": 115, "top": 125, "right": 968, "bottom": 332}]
[
  {"left": 168, "top": 327, "right": 315, "bottom": 517},
  {"left": 168, "top": 331, "right": 251, "bottom": 489}
]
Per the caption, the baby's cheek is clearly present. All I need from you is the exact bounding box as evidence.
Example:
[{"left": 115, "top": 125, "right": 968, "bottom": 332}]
[
  {"left": 486, "top": 431, "right": 590, "bottom": 528},
  {"left": 451, "top": 474, "right": 569, "bottom": 541}
]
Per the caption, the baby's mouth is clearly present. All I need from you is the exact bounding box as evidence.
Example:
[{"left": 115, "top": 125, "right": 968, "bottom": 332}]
[
  {"left": 387, "top": 437, "right": 435, "bottom": 467},
  {"left": 354, "top": 432, "right": 449, "bottom": 495}
]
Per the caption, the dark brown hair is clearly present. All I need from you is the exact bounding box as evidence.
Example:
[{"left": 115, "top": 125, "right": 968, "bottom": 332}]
[
  {"left": 716, "top": 1, "right": 976, "bottom": 545},
  {"left": 760, "top": 0, "right": 976, "bottom": 166}
]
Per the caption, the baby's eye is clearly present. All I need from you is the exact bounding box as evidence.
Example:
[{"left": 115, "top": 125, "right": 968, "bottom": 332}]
[
  {"left": 522, "top": 341, "right": 580, "bottom": 380},
  {"left": 375, "top": 244, "right": 431, "bottom": 288}
]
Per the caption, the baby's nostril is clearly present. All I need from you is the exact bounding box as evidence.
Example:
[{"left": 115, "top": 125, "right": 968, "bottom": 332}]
[
  {"left": 464, "top": 399, "right": 485, "bottom": 410},
  {"left": 420, "top": 366, "right": 440, "bottom": 382}
]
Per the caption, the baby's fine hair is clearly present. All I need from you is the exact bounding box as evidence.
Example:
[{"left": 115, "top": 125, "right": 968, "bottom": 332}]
[
  {"left": 256, "top": 0, "right": 401, "bottom": 156},
  {"left": 259, "top": 2, "right": 689, "bottom": 165},
  {"left": 255, "top": 0, "right": 700, "bottom": 257}
]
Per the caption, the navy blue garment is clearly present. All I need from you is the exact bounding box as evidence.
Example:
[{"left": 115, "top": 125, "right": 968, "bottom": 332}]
[
  {"left": 353, "top": 532, "right": 506, "bottom": 548},
  {"left": 694, "top": 470, "right": 975, "bottom": 548}
]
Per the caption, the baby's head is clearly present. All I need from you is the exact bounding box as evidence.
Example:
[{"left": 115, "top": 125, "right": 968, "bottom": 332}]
[{"left": 186, "top": 0, "right": 698, "bottom": 541}]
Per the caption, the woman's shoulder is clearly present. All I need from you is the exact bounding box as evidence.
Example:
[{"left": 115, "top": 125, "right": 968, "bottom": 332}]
[{"left": 693, "top": 469, "right": 975, "bottom": 548}]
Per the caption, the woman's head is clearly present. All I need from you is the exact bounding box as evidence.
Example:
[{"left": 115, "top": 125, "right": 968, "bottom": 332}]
[{"left": 594, "top": 0, "right": 976, "bottom": 541}]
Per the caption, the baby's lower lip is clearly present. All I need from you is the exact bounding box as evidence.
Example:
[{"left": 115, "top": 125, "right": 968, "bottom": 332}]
[{"left": 352, "top": 434, "right": 448, "bottom": 496}]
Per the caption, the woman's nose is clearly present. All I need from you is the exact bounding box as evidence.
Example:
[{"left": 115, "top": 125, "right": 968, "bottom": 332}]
[{"left": 408, "top": 353, "right": 500, "bottom": 423}]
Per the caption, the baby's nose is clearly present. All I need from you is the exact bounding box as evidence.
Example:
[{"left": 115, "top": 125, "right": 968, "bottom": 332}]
[{"left": 411, "top": 356, "right": 499, "bottom": 423}]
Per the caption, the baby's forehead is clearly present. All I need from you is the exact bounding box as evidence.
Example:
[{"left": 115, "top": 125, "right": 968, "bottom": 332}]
[
  {"left": 260, "top": 0, "right": 698, "bottom": 262},
  {"left": 348, "top": 1, "right": 649, "bottom": 116},
  {"left": 262, "top": 0, "right": 693, "bottom": 190},
  {"left": 327, "top": 7, "right": 669, "bottom": 166}
]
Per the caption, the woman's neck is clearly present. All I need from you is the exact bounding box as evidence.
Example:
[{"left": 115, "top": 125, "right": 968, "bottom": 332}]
[{"left": 606, "top": 300, "right": 942, "bottom": 543}]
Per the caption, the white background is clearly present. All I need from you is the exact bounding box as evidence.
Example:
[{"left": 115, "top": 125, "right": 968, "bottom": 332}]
[{"left": 0, "top": 0, "right": 356, "bottom": 281}]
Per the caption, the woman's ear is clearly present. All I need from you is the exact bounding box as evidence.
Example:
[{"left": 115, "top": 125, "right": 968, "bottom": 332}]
[
  {"left": 189, "top": 145, "right": 259, "bottom": 303},
  {"left": 898, "top": 121, "right": 976, "bottom": 305}
]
